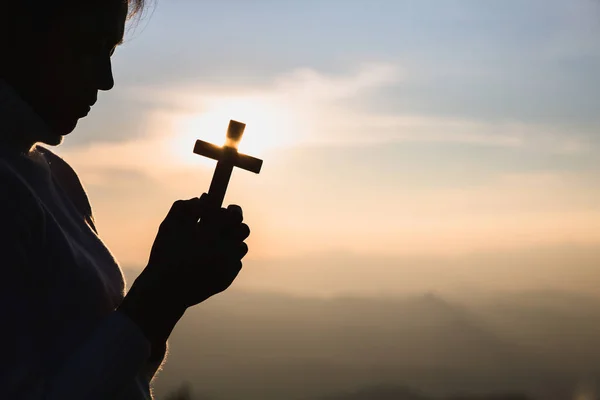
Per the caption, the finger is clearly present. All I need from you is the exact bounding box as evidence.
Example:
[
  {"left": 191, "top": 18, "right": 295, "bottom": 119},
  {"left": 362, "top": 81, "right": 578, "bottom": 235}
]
[
  {"left": 218, "top": 241, "right": 248, "bottom": 263},
  {"left": 227, "top": 223, "right": 250, "bottom": 241},
  {"left": 226, "top": 204, "right": 243, "bottom": 226},
  {"left": 194, "top": 193, "right": 219, "bottom": 221},
  {"left": 173, "top": 193, "right": 212, "bottom": 215},
  {"left": 165, "top": 197, "right": 204, "bottom": 228},
  {"left": 237, "top": 242, "right": 249, "bottom": 259},
  {"left": 196, "top": 194, "right": 228, "bottom": 226},
  {"left": 220, "top": 260, "right": 243, "bottom": 291},
  {"left": 166, "top": 199, "right": 187, "bottom": 219},
  {"left": 198, "top": 209, "right": 229, "bottom": 235},
  {"left": 227, "top": 259, "right": 243, "bottom": 276}
]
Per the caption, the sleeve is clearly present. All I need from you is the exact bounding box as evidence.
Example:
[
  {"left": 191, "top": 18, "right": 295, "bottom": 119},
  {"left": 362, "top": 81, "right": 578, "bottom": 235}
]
[
  {"left": 142, "top": 341, "right": 168, "bottom": 383},
  {"left": 0, "top": 171, "right": 155, "bottom": 400}
]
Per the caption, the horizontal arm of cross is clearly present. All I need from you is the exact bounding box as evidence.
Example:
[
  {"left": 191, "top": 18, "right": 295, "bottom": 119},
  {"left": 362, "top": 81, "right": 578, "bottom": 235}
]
[{"left": 193, "top": 139, "right": 263, "bottom": 174}]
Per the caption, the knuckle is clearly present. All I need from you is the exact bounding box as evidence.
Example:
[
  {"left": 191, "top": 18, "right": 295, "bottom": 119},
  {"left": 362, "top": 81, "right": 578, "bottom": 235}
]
[
  {"left": 242, "top": 223, "right": 250, "bottom": 235},
  {"left": 169, "top": 200, "right": 187, "bottom": 214},
  {"left": 228, "top": 204, "right": 242, "bottom": 214},
  {"left": 173, "top": 199, "right": 186, "bottom": 208},
  {"left": 227, "top": 205, "right": 243, "bottom": 219}
]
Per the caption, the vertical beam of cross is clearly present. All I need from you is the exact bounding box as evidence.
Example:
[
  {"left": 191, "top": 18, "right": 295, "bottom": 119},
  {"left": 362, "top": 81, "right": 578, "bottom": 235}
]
[{"left": 193, "top": 120, "right": 263, "bottom": 208}]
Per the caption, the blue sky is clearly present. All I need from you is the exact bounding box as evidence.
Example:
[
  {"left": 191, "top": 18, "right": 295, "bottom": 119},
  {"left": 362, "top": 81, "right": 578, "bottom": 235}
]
[
  {"left": 68, "top": 0, "right": 600, "bottom": 149},
  {"left": 54, "top": 0, "right": 600, "bottom": 294}
]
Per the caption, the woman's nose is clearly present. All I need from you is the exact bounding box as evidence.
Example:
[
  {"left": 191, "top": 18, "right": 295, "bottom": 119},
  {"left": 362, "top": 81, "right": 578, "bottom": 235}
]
[{"left": 98, "top": 57, "right": 115, "bottom": 91}]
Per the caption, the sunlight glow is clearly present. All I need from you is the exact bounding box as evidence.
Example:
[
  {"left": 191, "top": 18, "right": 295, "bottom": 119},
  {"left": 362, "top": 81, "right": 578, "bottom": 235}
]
[{"left": 170, "top": 95, "right": 299, "bottom": 166}]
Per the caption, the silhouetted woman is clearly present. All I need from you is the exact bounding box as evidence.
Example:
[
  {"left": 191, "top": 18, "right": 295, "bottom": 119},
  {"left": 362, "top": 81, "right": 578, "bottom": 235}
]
[{"left": 0, "top": 1, "right": 250, "bottom": 399}]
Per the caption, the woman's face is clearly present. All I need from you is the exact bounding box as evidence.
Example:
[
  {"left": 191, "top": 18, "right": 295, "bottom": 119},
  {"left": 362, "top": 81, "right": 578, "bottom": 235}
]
[{"left": 8, "top": 2, "right": 128, "bottom": 145}]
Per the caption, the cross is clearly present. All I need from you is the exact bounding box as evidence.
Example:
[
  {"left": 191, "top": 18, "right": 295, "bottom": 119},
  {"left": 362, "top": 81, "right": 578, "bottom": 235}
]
[{"left": 193, "top": 120, "right": 263, "bottom": 208}]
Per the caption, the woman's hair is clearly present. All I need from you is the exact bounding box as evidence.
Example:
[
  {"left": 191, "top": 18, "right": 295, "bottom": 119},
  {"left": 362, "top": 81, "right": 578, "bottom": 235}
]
[
  {"left": 1, "top": 0, "right": 152, "bottom": 29},
  {"left": 0, "top": 0, "right": 152, "bottom": 76},
  {"left": 128, "top": 0, "right": 148, "bottom": 19}
]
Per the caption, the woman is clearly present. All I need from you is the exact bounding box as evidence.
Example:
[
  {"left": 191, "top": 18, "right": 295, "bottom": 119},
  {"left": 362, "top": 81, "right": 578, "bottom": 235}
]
[{"left": 0, "top": 0, "right": 251, "bottom": 399}]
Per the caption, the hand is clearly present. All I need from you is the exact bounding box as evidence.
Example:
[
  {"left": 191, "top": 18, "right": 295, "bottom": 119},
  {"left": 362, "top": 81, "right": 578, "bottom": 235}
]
[
  {"left": 118, "top": 193, "right": 250, "bottom": 344},
  {"left": 145, "top": 193, "right": 250, "bottom": 308}
]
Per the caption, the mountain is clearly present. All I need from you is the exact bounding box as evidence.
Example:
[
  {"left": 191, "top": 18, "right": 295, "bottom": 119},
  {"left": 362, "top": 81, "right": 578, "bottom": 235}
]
[
  {"left": 150, "top": 290, "right": 574, "bottom": 399},
  {"left": 316, "top": 384, "right": 430, "bottom": 400},
  {"left": 161, "top": 383, "right": 534, "bottom": 400},
  {"left": 469, "top": 290, "right": 600, "bottom": 370},
  {"left": 121, "top": 268, "right": 600, "bottom": 400},
  {"left": 316, "top": 384, "right": 533, "bottom": 400}
]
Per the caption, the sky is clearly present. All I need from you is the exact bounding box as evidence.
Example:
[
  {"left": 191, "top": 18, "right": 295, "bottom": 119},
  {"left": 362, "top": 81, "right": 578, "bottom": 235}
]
[{"left": 55, "top": 0, "right": 600, "bottom": 296}]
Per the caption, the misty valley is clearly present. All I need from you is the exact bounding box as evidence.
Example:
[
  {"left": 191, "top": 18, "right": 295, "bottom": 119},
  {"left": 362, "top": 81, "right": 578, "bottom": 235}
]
[{"left": 133, "top": 280, "right": 600, "bottom": 400}]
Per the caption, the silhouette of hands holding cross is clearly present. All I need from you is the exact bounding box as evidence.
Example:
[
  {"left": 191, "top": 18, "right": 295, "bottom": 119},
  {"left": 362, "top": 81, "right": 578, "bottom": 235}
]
[
  {"left": 118, "top": 120, "right": 262, "bottom": 349},
  {"left": 146, "top": 194, "right": 250, "bottom": 306},
  {"left": 119, "top": 194, "right": 250, "bottom": 348}
]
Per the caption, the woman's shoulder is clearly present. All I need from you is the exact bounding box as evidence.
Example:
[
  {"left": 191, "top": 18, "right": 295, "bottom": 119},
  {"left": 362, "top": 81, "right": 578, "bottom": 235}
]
[{"left": 36, "top": 146, "right": 97, "bottom": 231}]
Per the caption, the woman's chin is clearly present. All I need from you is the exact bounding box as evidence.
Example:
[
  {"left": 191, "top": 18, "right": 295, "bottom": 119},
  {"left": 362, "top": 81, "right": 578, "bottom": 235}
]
[
  {"left": 39, "top": 133, "right": 66, "bottom": 147},
  {"left": 42, "top": 118, "right": 78, "bottom": 146}
]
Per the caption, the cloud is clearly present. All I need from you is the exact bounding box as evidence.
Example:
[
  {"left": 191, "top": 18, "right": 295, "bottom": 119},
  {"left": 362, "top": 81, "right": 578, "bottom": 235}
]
[
  {"left": 98, "top": 0, "right": 600, "bottom": 143},
  {"left": 67, "top": 60, "right": 597, "bottom": 159},
  {"left": 118, "top": 62, "right": 401, "bottom": 108},
  {"left": 271, "top": 63, "right": 401, "bottom": 102},
  {"left": 62, "top": 62, "right": 402, "bottom": 150},
  {"left": 61, "top": 90, "right": 189, "bottom": 149},
  {"left": 306, "top": 112, "right": 594, "bottom": 155}
]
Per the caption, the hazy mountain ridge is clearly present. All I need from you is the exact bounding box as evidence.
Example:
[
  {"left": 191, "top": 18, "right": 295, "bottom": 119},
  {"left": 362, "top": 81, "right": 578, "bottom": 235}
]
[
  {"left": 164, "top": 383, "right": 534, "bottom": 400},
  {"left": 315, "top": 384, "right": 533, "bottom": 400},
  {"left": 168, "top": 290, "right": 529, "bottom": 369},
  {"left": 127, "top": 280, "right": 600, "bottom": 400},
  {"left": 468, "top": 290, "right": 600, "bottom": 372}
]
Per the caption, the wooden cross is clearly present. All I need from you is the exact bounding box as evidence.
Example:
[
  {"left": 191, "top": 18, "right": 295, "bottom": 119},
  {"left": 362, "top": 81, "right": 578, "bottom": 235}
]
[{"left": 193, "top": 120, "right": 263, "bottom": 207}]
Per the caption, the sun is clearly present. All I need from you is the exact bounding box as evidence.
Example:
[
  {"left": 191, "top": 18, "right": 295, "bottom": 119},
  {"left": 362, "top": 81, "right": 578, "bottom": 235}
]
[{"left": 169, "top": 95, "right": 298, "bottom": 167}]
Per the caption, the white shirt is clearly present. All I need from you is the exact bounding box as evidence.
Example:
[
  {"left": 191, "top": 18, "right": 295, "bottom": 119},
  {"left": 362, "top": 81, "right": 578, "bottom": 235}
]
[{"left": 0, "top": 80, "right": 166, "bottom": 399}]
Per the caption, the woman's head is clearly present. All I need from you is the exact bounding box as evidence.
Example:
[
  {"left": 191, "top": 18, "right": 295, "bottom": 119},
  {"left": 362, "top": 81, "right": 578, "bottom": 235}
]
[{"left": 0, "top": 0, "right": 148, "bottom": 148}]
